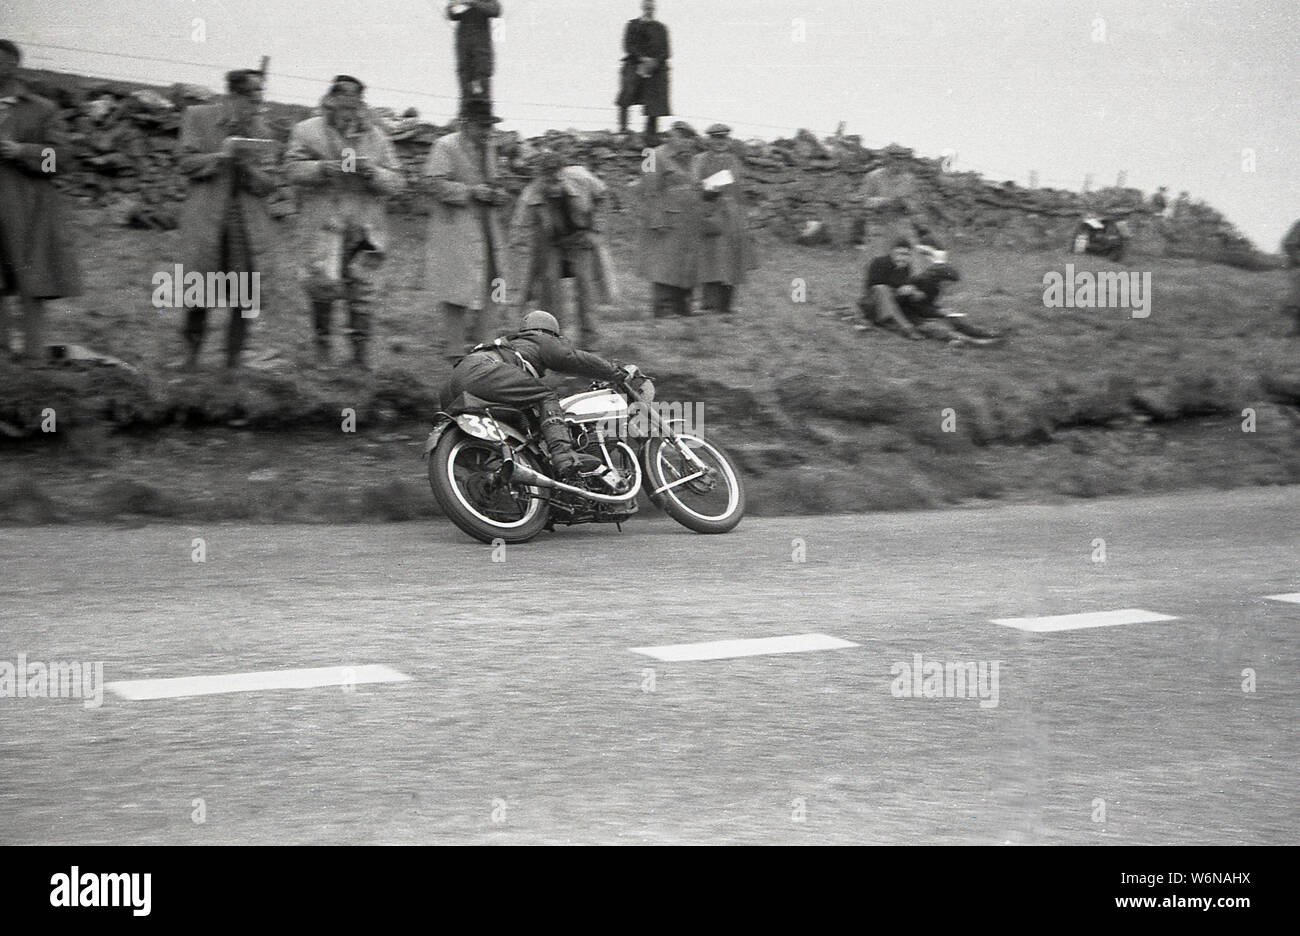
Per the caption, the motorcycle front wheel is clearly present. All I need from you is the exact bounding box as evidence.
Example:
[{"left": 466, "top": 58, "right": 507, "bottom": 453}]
[
  {"left": 642, "top": 434, "right": 745, "bottom": 534},
  {"left": 429, "top": 430, "right": 551, "bottom": 544}
]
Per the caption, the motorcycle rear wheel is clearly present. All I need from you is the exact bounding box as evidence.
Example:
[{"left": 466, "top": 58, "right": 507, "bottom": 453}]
[{"left": 429, "top": 430, "right": 551, "bottom": 544}]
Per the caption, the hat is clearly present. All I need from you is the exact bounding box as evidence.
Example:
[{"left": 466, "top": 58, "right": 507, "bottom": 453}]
[
  {"left": 706, "top": 123, "right": 731, "bottom": 137},
  {"left": 891, "top": 236, "right": 913, "bottom": 250},
  {"left": 0, "top": 40, "right": 23, "bottom": 64},
  {"left": 462, "top": 96, "right": 502, "bottom": 125},
  {"left": 523, "top": 309, "right": 560, "bottom": 335},
  {"left": 668, "top": 120, "right": 698, "bottom": 138},
  {"left": 328, "top": 75, "right": 365, "bottom": 95}
]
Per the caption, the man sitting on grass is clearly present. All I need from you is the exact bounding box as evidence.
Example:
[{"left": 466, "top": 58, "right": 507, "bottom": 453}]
[{"left": 856, "top": 237, "right": 1002, "bottom": 346}]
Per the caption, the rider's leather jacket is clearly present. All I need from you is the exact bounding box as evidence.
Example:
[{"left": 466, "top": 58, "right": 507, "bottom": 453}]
[{"left": 476, "top": 329, "right": 620, "bottom": 382}]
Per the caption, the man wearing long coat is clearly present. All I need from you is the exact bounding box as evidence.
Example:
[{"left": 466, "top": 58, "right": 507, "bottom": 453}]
[
  {"left": 421, "top": 97, "right": 509, "bottom": 361},
  {"left": 616, "top": 0, "right": 671, "bottom": 142},
  {"left": 508, "top": 154, "right": 615, "bottom": 346},
  {"left": 637, "top": 121, "right": 703, "bottom": 317},
  {"left": 0, "top": 39, "right": 83, "bottom": 361},
  {"left": 284, "top": 75, "right": 403, "bottom": 368},
  {"left": 174, "top": 68, "right": 276, "bottom": 370},
  {"left": 692, "top": 123, "right": 757, "bottom": 315}
]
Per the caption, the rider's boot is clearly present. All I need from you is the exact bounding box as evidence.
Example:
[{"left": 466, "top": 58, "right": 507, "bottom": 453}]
[{"left": 539, "top": 399, "right": 603, "bottom": 481}]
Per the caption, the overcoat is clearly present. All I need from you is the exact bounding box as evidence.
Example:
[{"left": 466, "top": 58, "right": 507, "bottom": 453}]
[
  {"left": 692, "top": 148, "right": 758, "bottom": 286},
  {"left": 636, "top": 144, "right": 702, "bottom": 289},
  {"left": 0, "top": 84, "right": 83, "bottom": 298},
  {"left": 175, "top": 102, "right": 277, "bottom": 302},
  {"left": 421, "top": 131, "right": 506, "bottom": 309}
]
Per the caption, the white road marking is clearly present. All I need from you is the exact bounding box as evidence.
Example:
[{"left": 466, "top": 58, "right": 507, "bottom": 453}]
[
  {"left": 1264, "top": 593, "right": 1300, "bottom": 605},
  {"left": 630, "top": 633, "right": 859, "bottom": 662},
  {"left": 106, "top": 664, "right": 411, "bottom": 701},
  {"left": 991, "top": 608, "right": 1179, "bottom": 633}
]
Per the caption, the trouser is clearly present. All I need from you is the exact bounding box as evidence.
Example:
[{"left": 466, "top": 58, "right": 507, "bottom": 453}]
[
  {"left": 532, "top": 249, "right": 598, "bottom": 344},
  {"left": 652, "top": 282, "right": 692, "bottom": 318},
  {"left": 307, "top": 224, "right": 384, "bottom": 364},
  {"left": 184, "top": 208, "right": 255, "bottom": 366},
  {"left": 617, "top": 107, "right": 658, "bottom": 140},
  {"left": 699, "top": 281, "right": 735, "bottom": 313},
  {"left": 440, "top": 248, "right": 499, "bottom": 360},
  {"left": 444, "top": 351, "right": 554, "bottom": 409},
  {"left": 442, "top": 352, "right": 596, "bottom": 475},
  {"left": 184, "top": 305, "right": 250, "bottom": 367}
]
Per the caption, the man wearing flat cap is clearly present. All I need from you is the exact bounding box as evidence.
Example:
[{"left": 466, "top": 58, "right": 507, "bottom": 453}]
[
  {"left": 616, "top": 0, "right": 671, "bottom": 144},
  {"left": 421, "top": 96, "right": 509, "bottom": 361},
  {"left": 172, "top": 67, "right": 275, "bottom": 371},
  {"left": 284, "top": 75, "right": 404, "bottom": 369},
  {"left": 692, "top": 123, "right": 757, "bottom": 316},
  {"left": 0, "top": 39, "right": 83, "bottom": 362},
  {"left": 638, "top": 121, "right": 703, "bottom": 318}
]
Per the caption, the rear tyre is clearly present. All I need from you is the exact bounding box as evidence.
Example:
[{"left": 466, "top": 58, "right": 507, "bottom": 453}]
[
  {"left": 428, "top": 430, "right": 550, "bottom": 544},
  {"left": 642, "top": 435, "right": 745, "bottom": 534}
]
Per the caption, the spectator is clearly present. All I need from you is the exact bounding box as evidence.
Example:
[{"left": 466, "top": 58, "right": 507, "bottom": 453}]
[
  {"left": 172, "top": 68, "right": 275, "bottom": 372},
  {"left": 421, "top": 96, "right": 509, "bottom": 362},
  {"left": 508, "top": 151, "right": 614, "bottom": 346},
  {"left": 692, "top": 123, "right": 757, "bottom": 316},
  {"left": 446, "top": 1, "right": 501, "bottom": 117},
  {"left": 857, "top": 238, "right": 1002, "bottom": 346},
  {"left": 638, "top": 121, "right": 702, "bottom": 318},
  {"left": 0, "top": 39, "right": 83, "bottom": 363},
  {"left": 616, "top": 0, "right": 671, "bottom": 144},
  {"left": 284, "top": 75, "right": 404, "bottom": 370},
  {"left": 1282, "top": 218, "right": 1300, "bottom": 335}
]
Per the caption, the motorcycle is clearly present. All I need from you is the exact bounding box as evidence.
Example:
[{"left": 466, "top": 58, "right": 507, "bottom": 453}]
[{"left": 423, "top": 365, "right": 746, "bottom": 544}]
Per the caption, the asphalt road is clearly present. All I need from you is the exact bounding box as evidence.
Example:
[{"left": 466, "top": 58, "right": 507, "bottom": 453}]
[{"left": 1, "top": 487, "right": 1296, "bottom": 845}]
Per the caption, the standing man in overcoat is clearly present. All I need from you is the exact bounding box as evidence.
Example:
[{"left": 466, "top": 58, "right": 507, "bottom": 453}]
[
  {"left": 422, "top": 97, "right": 509, "bottom": 362},
  {"left": 692, "top": 123, "right": 757, "bottom": 316},
  {"left": 638, "top": 121, "right": 702, "bottom": 318},
  {"left": 616, "top": 1, "right": 671, "bottom": 143},
  {"left": 0, "top": 39, "right": 83, "bottom": 362},
  {"left": 174, "top": 67, "right": 275, "bottom": 371}
]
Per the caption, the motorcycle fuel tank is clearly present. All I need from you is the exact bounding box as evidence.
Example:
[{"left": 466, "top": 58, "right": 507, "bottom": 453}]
[{"left": 560, "top": 389, "right": 628, "bottom": 424}]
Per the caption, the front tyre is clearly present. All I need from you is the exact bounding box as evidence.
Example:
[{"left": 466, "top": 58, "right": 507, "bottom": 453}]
[
  {"left": 428, "top": 430, "right": 550, "bottom": 544},
  {"left": 642, "top": 434, "right": 745, "bottom": 534}
]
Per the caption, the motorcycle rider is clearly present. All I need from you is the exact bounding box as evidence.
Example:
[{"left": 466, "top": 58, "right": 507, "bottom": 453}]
[{"left": 440, "top": 309, "right": 623, "bottom": 479}]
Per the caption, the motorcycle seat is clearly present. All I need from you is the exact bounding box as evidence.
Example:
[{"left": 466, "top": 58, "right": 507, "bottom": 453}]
[{"left": 443, "top": 393, "right": 534, "bottom": 428}]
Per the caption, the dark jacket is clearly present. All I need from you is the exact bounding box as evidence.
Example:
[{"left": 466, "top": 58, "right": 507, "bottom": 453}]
[
  {"left": 865, "top": 256, "right": 910, "bottom": 291},
  {"left": 494, "top": 329, "right": 619, "bottom": 381},
  {"left": 449, "top": 0, "right": 501, "bottom": 75},
  {"left": 616, "top": 18, "right": 671, "bottom": 116},
  {"left": 0, "top": 83, "right": 83, "bottom": 298}
]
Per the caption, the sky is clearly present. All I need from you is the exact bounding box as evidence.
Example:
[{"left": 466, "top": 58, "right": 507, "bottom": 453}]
[{"left": 4, "top": 0, "right": 1297, "bottom": 248}]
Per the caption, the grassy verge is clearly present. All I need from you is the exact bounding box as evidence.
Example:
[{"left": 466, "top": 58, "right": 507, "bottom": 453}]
[{"left": 2, "top": 208, "right": 1298, "bottom": 524}]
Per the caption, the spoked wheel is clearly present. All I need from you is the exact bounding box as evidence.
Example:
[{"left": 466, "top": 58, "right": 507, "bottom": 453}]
[
  {"left": 428, "top": 430, "right": 550, "bottom": 544},
  {"left": 642, "top": 434, "right": 745, "bottom": 534}
]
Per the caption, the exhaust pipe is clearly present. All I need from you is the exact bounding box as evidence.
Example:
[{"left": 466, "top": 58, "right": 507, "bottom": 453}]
[{"left": 504, "top": 459, "right": 638, "bottom": 505}]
